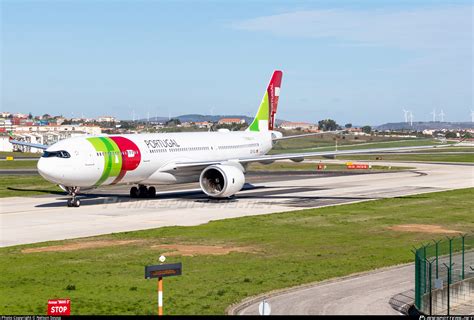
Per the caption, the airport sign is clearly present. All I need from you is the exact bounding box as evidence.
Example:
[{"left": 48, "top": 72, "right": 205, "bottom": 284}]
[
  {"left": 47, "top": 299, "right": 71, "bottom": 316},
  {"left": 145, "top": 262, "right": 182, "bottom": 279}
]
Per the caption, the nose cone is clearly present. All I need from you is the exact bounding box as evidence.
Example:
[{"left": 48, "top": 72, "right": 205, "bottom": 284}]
[{"left": 38, "top": 157, "right": 62, "bottom": 184}]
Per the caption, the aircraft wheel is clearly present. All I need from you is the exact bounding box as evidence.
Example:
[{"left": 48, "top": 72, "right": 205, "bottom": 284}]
[
  {"left": 148, "top": 186, "right": 156, "bottom": 198},
  {"left": 67, "top": 199, "right": 73, "bottom": 207},
  {"left": 73, "top": 199, "right": 81, "bottom": 207},
  {"left": 130, "top": 186, "right": 139, "bottom": 198},
  {"left": 138, "top": 185, "right": 148, "bottom": 198}
]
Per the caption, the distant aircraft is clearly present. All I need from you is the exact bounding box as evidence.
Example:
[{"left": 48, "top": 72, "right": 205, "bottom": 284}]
[{"left": 10, "top": 71, "right": 450, "bottom": 207}]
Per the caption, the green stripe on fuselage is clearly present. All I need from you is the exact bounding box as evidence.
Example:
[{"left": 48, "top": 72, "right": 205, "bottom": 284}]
[{"left": 87, "top": 137, "right": 122, "bottom": 186}]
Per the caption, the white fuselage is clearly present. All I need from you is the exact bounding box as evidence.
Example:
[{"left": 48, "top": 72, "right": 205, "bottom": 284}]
[{"left": 37, "top": 130, "right": 274, "bottom": 188}]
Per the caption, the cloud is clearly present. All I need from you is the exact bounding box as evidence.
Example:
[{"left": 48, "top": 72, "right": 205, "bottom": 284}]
[{"left": 233, "top": 6, "right": 473, "bottom": 50}]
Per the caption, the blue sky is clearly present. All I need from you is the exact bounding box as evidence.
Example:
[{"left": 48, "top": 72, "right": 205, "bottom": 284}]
[{"left": 1, "top": 0, "right": 472, "bottom": 125}]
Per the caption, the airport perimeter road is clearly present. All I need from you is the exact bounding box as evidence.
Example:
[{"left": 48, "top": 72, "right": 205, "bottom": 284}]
[
  {"left": 1, "top": 162, "right": 473, "bottom": 247},
  {"left": 232, "top": 264, "right": 414, "bottom": 315}
]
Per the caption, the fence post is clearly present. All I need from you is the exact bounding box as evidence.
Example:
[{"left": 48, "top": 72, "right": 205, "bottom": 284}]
[
  {"left": 461, "top": 234, "right": 465, "bottom": 280},
  {"left": 425, "top": 259, "right": 435, "bottom": 315},
  {"left": 423, "top": 245, "right": 427, "bottom": 294},
  {"left": 433, "top": 239, "right": 441, "bottom": 279},
  {"left": 446, "top": 237, "right": 453, "bottom": 271},
  {"left": 443, "top": 262, "right": 454, "bottom": 316},
  {"left": 413, "top": 247, "right": 420, "bottom": 309}
]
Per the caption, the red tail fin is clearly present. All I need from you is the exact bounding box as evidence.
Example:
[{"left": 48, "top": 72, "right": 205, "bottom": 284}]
[{"left": 268, "top": 70, "right": 283, "bottom": 130}]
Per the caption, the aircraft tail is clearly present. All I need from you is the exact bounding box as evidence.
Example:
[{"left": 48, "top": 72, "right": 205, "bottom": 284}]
[{"left": 247, "top": 70, "right": 283, "bottom": 132}]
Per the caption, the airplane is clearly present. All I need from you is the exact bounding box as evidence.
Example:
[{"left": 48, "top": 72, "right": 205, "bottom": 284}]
[{"left": 10, "top": 70, "right": 453, "bottom": 207}]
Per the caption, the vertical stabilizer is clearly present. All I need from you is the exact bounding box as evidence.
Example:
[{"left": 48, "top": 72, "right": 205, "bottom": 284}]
[{"left": 248, "top": 70, "right": 283, "bottom": 132}]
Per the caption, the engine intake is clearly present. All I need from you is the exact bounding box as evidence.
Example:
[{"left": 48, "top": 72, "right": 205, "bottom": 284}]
[{"left": 199, "top": 164, "right": 245, "bottom": 198}]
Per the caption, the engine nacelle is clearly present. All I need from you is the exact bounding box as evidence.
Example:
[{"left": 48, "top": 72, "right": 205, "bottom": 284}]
[{"left": 199, "top": 164, "right": 245, "bottom": 198}]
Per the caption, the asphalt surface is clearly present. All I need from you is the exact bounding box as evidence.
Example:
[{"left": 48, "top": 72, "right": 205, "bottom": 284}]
[
  {"left": 0, "top": 169, "right": 38, "bottom": 175},
  {"left": 233, "top": 264, "right": 414, "bottom": 315},
  {"left": 1, "top": 162, "right": 472, "bottom": 248}
]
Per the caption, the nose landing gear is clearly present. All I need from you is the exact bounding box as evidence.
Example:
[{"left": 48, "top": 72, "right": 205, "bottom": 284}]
[
  {"left": 66, "top": 186, "right": 81, "bottom": 207},
  {"left": 130, "top": 185, "right": 156, "bottom": 198}
]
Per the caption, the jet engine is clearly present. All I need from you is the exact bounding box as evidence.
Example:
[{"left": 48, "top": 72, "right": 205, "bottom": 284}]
[{"left": 199, "top": 164, "right": 245, "bottom": 198}]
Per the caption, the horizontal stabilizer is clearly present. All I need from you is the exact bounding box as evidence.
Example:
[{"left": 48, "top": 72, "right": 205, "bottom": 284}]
[{"left": 9, "top": 139, "right": 48, "bottom": 150}]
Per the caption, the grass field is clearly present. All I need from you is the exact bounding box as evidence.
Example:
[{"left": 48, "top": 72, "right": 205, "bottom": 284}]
[
  {"left": 336, "top": 153, "right": 474, "bottom": 163},
  {"left": 271, "top": 138, "right": 447, "bottom": 154},
  {"left": 247, "top": 162, "right": 409, "bottom": 171},
  {"left": 0, "top": 175, "right": 62, "bottom": 198},
  {"left": 0, "top": 151, "right": 41, "bottom": 158},
  {"left": 1, "top": 188, "right": 472, "bottom": 315},
  {"left": 0, "top": 160, "right": 38, "bottom": 169}
]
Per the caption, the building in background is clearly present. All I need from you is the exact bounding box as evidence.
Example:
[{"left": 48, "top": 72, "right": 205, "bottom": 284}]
[
  {"left": 2, "top": 124, "right": 102, "bottom": 153},
  {"left": 279, "top": 121, "right": 318, "bottom": 132},
  {"left": 218, "top": 118, "right": 246, "bottom": 125},
  {"left": 97, "top": 116, "right": 119, "bottom": 123}
]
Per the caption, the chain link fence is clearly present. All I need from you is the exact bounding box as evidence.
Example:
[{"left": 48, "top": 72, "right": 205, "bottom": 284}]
[{"left": 414, "top": 234, "right": 474, "bottom": 315}]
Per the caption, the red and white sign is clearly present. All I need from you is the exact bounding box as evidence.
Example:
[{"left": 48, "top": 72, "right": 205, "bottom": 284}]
[
  {"left": 347, "top": 164, "right": 370, "bottom": 169},
  {"left": 48, "top": 299, "right": 70, "bottom": 316}
]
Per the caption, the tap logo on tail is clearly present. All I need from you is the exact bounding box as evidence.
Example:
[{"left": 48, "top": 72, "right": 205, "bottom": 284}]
[{"left": 248, "top": 70, "right": 283, "bottom": 132}]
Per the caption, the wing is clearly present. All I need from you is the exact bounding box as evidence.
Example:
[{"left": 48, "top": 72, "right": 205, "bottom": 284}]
[
  {"left": 272, "top": 130, "right": 343, "bottom": 141},
  {"left": 160, "top": 143, "right": 455, "bottom": 172},
  {"left": 9, "top": 139, "right": 48, "bottom": 150}
]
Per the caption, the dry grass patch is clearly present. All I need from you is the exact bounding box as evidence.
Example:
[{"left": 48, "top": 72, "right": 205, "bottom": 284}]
[
  {"left": 388, "top": 224, "right": 461, "bottom": 234},
  {"left": 22, "top": 240, "right": 140, "bottom": 253},
  {"left": 151, "top": 244, "right": 256, "bottom": 257}
]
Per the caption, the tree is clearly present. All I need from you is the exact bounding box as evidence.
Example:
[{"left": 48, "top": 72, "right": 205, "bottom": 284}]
[
  {"left": 318, "top": 119, "right": 338, "bottom": 131},
  {"left": 361, "top": 125, "right": 372, "bottom": 134},
  {"left": 445, "top": 131, "right": 457, "bottom": 139},
  {"left": 28, "top": 112, "right": 33, "bottom": 120},
  {"left": 344, "top": 123, "right": 352, "bottom": 129},
  {"left": 165, "top": 118, "right": 181, "bottom": 126}
]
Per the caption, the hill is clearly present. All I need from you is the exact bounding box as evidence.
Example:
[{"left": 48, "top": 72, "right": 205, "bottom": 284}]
[{"left": 376, "top": 122, "right": 474, "bottom": 131}]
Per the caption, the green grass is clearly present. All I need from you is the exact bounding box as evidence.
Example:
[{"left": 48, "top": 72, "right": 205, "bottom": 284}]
[
  {"left": 271, "top": 137, "right": 473, "bottom": 162},
  {"left": 336, "top": 153, "right": 474, "bottom": 163},
  {"left": 0, "top": 160, "right": 38, "bottom": 169},
  {"left": 271, "top": 137, "right": 445, "bottom": 154},
  {"left": 0, "top": 151, "right": 41, "bottom": 158},
  {"left": 1, "top": 188, "right": 472, "bottom": 315},
  {"left": 0, "top": 175, "right": 62, "bottom": 198},
  {"left": 247, "top": 162, "right": 409, "bottom": 171}
]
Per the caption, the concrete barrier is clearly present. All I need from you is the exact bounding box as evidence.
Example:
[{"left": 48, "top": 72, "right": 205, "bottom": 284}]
[{"left": 422, "top": 277, "right": 474, "bottom": 315}]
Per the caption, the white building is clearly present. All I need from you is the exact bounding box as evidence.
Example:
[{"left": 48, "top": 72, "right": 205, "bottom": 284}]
[
  {"left": 279, "top": 121, "right": 318, "bottom": 131},
  {"left": 13, "top": 124, "right": 102, "bottom": 136},
  {"left": 97, "top": 116, "right": 119, "bottom": 123},
  {"left": 0, "top": 135, "right": 13, "bottom": 152},
  {"left": 3, "top": 125, "right": 103, "bottom": 153}
]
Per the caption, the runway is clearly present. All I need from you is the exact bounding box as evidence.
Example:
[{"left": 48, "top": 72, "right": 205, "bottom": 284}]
[{"left": 0, "top": 162, "right": 472, "bottom": 248}]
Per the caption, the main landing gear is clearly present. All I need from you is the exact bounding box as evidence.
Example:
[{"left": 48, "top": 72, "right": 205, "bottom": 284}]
[
  {"left": 66, "top": 186, "right": 81, "bottom": 207},
  {"left": 130, "top": 185, "right": 156, "bottom": 198}
]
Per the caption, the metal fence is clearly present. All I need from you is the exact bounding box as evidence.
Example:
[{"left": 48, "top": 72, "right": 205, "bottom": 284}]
[{"left": 414, "top": 234, "right": 474, "bottom": 315}]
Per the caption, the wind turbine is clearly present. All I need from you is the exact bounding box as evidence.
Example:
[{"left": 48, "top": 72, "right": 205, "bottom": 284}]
[
  {"left": 430, "top": 109, "right": 436, "bottom": 122},
  {"left": 470, "top": 110, "right": 474, "bottom": 122},
  {"left": 409, "top": 111, "right": 414, "bottom": 126},
  {"left": 439, "top": 109, "right": 445, "bottom": 122},
  {"left": 402, "top": 109, "right": 409, "bottom": 123}
]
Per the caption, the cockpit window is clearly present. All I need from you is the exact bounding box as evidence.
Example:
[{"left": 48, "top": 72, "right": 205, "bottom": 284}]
[{"left": 42, "top": 150, "right": 71, "bottom": 158}]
